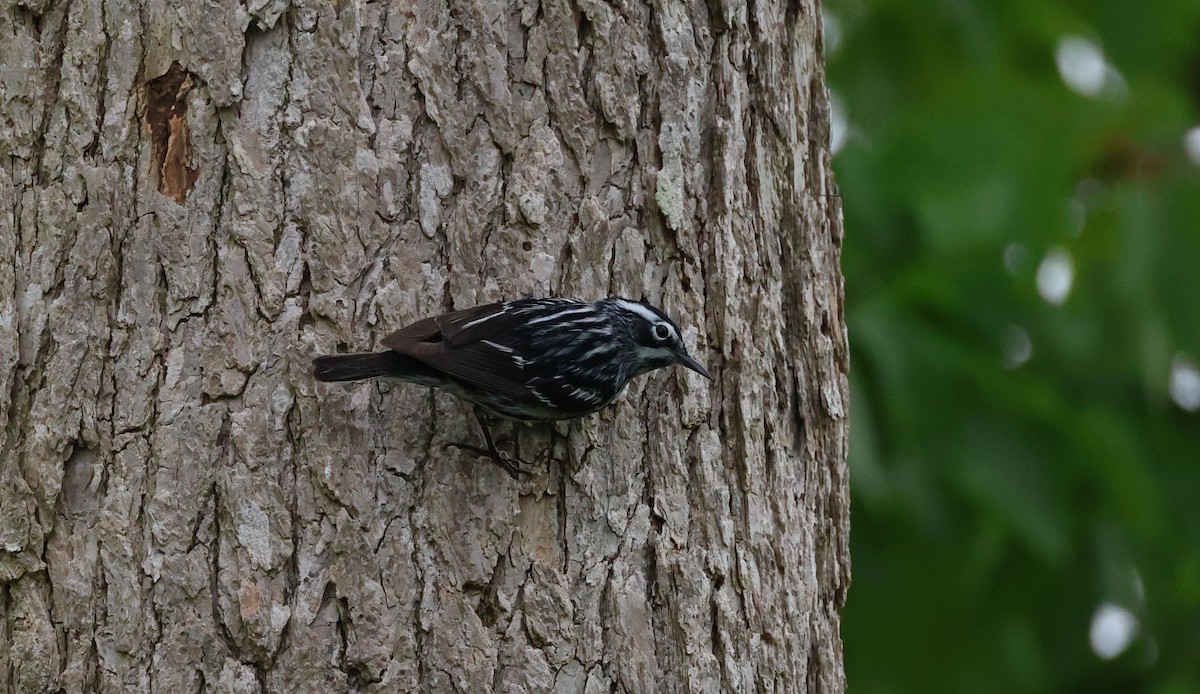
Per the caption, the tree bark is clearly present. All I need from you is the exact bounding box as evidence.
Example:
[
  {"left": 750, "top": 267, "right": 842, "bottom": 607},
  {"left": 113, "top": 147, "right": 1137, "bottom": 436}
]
[{"left": 0, "top": 0, "right": 848, "bottom": 690}]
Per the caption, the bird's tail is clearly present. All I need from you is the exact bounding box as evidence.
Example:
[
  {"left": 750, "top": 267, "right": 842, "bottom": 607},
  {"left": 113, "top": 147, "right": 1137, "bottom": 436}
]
[{"left": 313, "top": 352, "right": 430, "bottom": 382}]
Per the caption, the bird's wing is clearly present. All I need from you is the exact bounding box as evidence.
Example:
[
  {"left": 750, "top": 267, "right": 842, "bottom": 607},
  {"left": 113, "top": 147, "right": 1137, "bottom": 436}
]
[
  {"left": 383, "top": 301, "right": 562, "bottom": 350},
  {"left": 406, "top": 338, "right": 539, "bottom": 406},
  {"left": 380, "top": 302, "right": 537, "bottom": 405},
  {"left": 382, "top": 299, "right": 587, "bottom": 351},
  {"left": 437, "top": 302, "right": 531, "bottom": 349},
  {"left": 381, "top": 302, "right": 502, "bottom": 351}
]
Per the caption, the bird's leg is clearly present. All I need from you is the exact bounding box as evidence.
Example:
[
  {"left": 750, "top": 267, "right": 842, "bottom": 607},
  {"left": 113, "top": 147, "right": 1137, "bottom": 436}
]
[{"left": 446, "top": 407, "right": 531, "bottom": 479}]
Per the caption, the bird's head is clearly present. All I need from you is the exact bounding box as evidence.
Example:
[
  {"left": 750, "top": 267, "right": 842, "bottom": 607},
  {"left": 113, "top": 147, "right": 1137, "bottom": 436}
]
[{"left": 602, "top": 298, "right": 712, "bottom": 380}]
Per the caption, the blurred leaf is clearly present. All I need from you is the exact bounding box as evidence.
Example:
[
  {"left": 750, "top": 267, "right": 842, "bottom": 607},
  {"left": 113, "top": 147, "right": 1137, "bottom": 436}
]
[{"left": 831, "top": 0, "right": 1200, "bottom": 691}]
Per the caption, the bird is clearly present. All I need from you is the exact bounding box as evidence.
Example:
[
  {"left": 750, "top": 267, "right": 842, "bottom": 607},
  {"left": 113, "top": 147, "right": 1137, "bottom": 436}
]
[{"left": 312, "top": 297, "right": 711, "bottom": 477}]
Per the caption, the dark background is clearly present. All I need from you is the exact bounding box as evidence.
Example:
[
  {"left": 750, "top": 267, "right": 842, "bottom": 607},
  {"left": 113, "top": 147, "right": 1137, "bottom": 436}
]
[{"left": 826, "top": 1, "right": 1200, "bottom": 691}]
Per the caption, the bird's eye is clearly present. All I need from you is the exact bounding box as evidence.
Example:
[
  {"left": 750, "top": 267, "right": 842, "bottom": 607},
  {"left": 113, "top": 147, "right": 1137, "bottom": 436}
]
[{"left": 652, "top": 323, "right": 672, "bottom": 342}]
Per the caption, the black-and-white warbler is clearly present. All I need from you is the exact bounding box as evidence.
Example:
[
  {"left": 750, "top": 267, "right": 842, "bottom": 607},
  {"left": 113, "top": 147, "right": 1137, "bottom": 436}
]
[{"left": 313, "top": 297, "right": 711, "bottom": 477}]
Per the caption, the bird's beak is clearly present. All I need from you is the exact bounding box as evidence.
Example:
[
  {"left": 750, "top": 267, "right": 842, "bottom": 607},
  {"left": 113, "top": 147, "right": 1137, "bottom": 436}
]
[{"left": 676, "top": 351, "right": 712, "bottom": 380}]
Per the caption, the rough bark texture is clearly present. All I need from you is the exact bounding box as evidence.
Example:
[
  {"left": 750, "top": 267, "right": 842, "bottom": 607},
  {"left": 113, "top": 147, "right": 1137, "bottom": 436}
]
[{"left": 0, "top": 0, "right": 848, "bottom": 689}]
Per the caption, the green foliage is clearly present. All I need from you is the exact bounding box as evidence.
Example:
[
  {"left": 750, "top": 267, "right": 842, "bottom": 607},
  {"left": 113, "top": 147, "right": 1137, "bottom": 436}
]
[{"left": 827, "top": 0, "right": 1200, "bottom": 691}]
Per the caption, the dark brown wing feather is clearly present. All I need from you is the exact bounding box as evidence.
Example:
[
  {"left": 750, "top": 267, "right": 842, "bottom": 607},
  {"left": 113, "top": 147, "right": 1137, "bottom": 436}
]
[
  {"left": 409, "top": 341, "right": 536, "bottom": 404},
  {"left": 378, "top": 315, "right": 443, "bottom": 348},
  {"left": 381, "top": 302, "right": 514, "bottom": 351},
  {"left": 380, "top": 302, "right": 535, "bottom": 405},
  {"left": 437, "top": 303, "right": 530, "bottom": 349}
]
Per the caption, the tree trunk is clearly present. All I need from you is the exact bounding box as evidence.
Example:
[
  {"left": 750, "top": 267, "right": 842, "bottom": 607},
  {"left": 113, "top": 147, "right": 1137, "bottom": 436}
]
[{"left": 0, "top": 0, "right": 848, "bottom": 689}]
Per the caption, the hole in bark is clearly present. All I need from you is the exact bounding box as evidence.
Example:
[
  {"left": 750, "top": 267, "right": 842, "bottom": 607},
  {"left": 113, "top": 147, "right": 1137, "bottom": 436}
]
[
  {"left": 709, "top": 578, "right": 725, "bottom": 665},
  {"left": 649, "top": 510, "right": 665, "bottom": 536},
  {"left": 577, "top": 13, "right": 592, "bottom": 46},
  {"left": 13, "top": 6, "right": 43, "bottom": 38},
  {"left": 791, "top": 376, "right": 806, "bottom": 454},
  {"left": 57, "top": 442, "right": 96, "bottom": 522},
  {"left": 522, "top": 240, "right": 533, "bottom": 252},
  {"left": 465, "top": 580, "right": 502, "bottom": 628},
  {"left": 144, "top": 63, "right": 199, "bottom": 203},
  {"left": 643, "top": 542, "right": 659, "bottom": 606},
  {"left": 785, "top": 0, "right": 802, "bottom": 24}
]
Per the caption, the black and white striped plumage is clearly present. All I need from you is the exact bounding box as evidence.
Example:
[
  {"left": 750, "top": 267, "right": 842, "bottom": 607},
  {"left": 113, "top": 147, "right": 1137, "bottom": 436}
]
[{"left": 313, "top": 297, "right": 710, "bottom": 476}]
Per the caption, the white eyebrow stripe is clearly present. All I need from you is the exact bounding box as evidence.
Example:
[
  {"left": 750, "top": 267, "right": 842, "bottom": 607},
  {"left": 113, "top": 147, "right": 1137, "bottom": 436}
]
[
  {"left": 526, "top": 306, "right": 595, "bottom": 325},
  {"left": 614, "top": 299, "right": 665, "bottom": 326}
]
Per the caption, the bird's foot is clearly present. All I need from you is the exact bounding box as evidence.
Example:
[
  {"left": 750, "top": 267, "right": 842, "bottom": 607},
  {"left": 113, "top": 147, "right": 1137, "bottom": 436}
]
[{"left": 446, "top": 442, "right": 532, "bottom": 479}]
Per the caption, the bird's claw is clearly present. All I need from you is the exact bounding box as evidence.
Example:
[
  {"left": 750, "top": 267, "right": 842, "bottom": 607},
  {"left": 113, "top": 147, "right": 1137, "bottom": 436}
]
[{"left": 445, "top": 442, "right": 532, "bottom": 479}]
